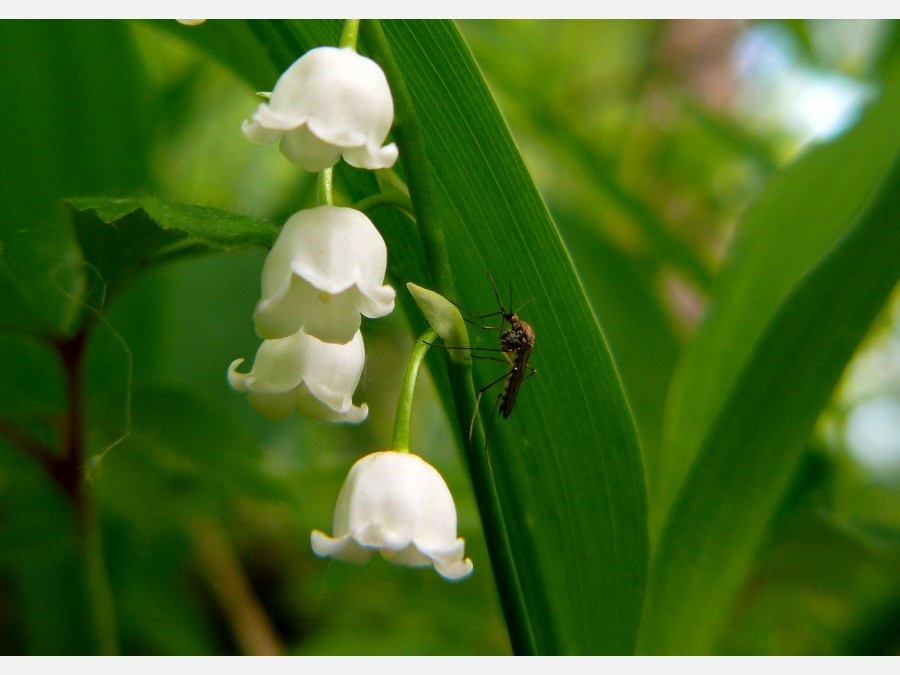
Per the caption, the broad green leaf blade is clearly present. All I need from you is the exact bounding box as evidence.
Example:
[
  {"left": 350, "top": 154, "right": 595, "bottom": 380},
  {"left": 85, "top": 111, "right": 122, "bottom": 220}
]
[
  {"left": 640, "top": 83, "right": 900, "bottom": 653},
  {"left": 551, "top": 203, "right": 682, "bottom": 462},
  {"left": 169, "top": 19, "right": 649, "bottom": 654},
  {"left": 653, "top": 67, "right": 900, "bottom": 534},
  {"left": 0, "top": 20, "right": 152, "bottom": 338},
  {"left": 378, "top": 22, "right": 648, "bottom": 653}
]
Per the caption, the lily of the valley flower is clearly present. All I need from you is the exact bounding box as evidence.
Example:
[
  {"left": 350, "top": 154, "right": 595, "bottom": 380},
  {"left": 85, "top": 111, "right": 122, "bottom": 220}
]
[
  {"left": 228, "top": 328, "right": 368, "bottom": 423},
  {"left": 311, "top": 451, "right": 474, "bottom": 581},
  {"left": 254, "top": 205, "right": 395, "bottom": 344},
  {"left": 243, "top": 46, "right": 398, "bottom": 172}
]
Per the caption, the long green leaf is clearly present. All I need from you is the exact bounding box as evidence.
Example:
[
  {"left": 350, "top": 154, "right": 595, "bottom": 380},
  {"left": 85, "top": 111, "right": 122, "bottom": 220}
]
[
  {"left": 653, "top": 66, "right": 900, "bottom": 532},
  {"left": 640, "top": 67, "right": 900, "bottom": 654},
  {"left": 166, "top": 19, "right": 648, "bottom": 654}
]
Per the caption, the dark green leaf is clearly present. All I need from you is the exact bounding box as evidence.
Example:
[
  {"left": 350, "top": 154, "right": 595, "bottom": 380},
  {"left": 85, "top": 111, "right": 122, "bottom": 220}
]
[{"left": 66, "top": 196, "right": 279, "bottom": 295}]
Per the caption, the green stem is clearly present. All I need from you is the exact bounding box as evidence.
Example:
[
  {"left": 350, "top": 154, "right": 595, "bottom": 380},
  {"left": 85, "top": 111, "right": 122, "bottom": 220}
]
[
  {"left": 364, "top": 20, "right": 536, "bottom": 656},
  {"left": 57, "top": 331, "right": 119, "bottom": 655},
  {"left": 317, "top": 166, "right": 333, "bottom": 206},
  {"left": 353, "top": 191, "right": 414, "bottom": 216},
  {"left": 339, "top": 19, "right": 360, "bottom": 50},
  {"left": 81, "top": 491, "right": 118, "bottom": 655},
  {"left": 391, "top": 328, "right": 437, "bottom": 452}
]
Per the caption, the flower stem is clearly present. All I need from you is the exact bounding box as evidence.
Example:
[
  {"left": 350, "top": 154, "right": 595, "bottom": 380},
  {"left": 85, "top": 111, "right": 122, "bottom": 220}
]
[
  {"left": 339, "top": 19, "right": 360, "bottom": 51},
  {"left": 391, "top": 327, "right": 437, "bottom": 453},
  {"left": 317, "top": 166, "right": 333, "bottom": 206},
  {"left": 353, "top": 191, "right": 413, "bottom": 216}
]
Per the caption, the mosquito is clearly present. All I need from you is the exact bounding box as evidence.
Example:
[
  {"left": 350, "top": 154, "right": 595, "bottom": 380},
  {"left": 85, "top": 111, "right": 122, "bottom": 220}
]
[{"left": 434, "top": 273, "right": 537, "bottom": 469}]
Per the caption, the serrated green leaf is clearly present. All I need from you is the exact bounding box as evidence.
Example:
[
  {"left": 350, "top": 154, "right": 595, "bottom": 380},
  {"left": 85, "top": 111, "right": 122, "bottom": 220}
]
[{"left": 66, "top": 196, "right": 280, "bottom": 296}]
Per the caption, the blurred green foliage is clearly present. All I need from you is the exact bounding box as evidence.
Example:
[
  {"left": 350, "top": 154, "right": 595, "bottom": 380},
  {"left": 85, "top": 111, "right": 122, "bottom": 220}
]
[{"left": 1, "top": 18, "right": 899, "bottom": 655}]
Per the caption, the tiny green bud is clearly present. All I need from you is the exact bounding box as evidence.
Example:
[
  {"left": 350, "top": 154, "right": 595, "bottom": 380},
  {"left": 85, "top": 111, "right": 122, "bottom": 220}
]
[{"left": 407, "top": 282, "right": 470, "bottom": 364}]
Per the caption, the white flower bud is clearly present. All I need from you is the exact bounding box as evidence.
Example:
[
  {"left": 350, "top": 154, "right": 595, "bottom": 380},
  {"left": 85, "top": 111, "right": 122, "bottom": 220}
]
[
  {"left": 229, "top": 328, "right": 368, "bottom": 423},
  {"left": 243, "top": 46, "right": 398, "bottom": 172},
  {"left": 311, "top": 451, "right": 474, "bottom": 581},
  {"left": 254, "top": 206, "right": 395, "bottom": 344}
]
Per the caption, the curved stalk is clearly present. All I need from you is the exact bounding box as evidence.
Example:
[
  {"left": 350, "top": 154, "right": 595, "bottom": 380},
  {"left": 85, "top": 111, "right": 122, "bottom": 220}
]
[{"left": 391, "top": 328, "right": 437, "bottom": 452}]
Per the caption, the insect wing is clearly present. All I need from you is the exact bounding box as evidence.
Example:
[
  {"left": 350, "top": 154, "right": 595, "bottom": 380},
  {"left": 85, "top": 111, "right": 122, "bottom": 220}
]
[{"left": 499, "top": 322, "right": 534, "bottom": 418}]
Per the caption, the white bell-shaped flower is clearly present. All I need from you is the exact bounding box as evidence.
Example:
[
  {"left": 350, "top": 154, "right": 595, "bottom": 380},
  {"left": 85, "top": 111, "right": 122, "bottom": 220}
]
[
  {"left": 228, "top": 327, "right": 368, "bottom": 423},
  {"left": 254, "top": 205, "right": 395, "bottom": 344},
  {"left": 311, "top": 451, "right": 474, "bottom": 581},
  {"left": 243, "top": 46, "right": 398, "bottom": 172}
]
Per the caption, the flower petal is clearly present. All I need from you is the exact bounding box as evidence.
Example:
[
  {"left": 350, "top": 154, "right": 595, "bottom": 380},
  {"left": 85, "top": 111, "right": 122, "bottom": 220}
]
[
  {"left": 286, "top": 279, "right": 365, "bottom": 345},
  {"left": 381, "top": 544, "right": 433, "bottom": 568},
  {"left": 279, "top": 125, "right": 342, "bottom": 172},
  {"left": 342, "top": 141, "right": 400, "bottom": 171},
  {"left": 227, "top": 358, "right": 252, "bottom": 392},
  {"left": 430, "top": 551, "right": 475, "bottom": 581},
  {"left": 297, "top": 48, "right": 393, "bottom": 148},
  {"left": 301, "top": 330, "right": 367, "bottom": 410},
  {"left": 229, "top": 329, "right": 368, "bottom": 423},
  {"left": 249, "top": 387, "right": 368, "bottom": 424},
  {"left": 310, "top": 531, "right": 374, "bottom": 564},
  {"left": 228, "top": 331, "right": 309, "bottom": 394},
  {"left": 241, "top": 118, "right": 278, "bottom": 145},
  {"left": 283, "top": 206, "right": 388, "bottom": 293},
  {"left": 295, "top": 395, "right": 368, "bottom": 424}
]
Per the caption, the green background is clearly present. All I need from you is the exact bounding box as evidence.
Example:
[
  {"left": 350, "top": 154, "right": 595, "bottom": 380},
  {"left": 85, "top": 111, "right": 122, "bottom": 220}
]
[{"left": 1, "top": 19, "right": 899, "bottom": 654}]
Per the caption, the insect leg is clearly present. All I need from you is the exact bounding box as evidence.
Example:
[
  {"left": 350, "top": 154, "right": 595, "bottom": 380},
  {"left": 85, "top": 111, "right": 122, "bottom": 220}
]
[
  {"left": 468, "top": 369, "right": 512, "bottom": 440},
  {"left": 446, "top": 297, "right": 505, "bottom": 324},
  {"left": 483, "top": 392, "right": 503, "bottom": 476},
  {"left": 422, "top": 341, "right": 513, "bottom": 354},
  {"left": 470, "top": 354, "right": 510, "bottom": 365}
]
